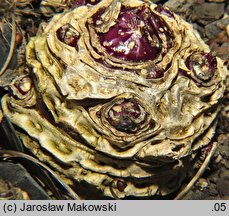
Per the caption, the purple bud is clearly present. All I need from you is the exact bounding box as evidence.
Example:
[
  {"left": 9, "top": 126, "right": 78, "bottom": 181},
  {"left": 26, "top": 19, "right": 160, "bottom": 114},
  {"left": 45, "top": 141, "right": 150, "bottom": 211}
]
[
  {"left": 56, "top": 24, "right": 80, "bottom": 47},
  {"left": 73, "top": 0, "right": 100, "bottom": 6},
  {"left": 117, "top": 180, "right": 127, "bottom": 192},
  {"left": 16, "top": 77, "right": 33, "bottom": 95},
  {"left": 147, "top": 67, "right": 164, "bottom": 79},
  {"left": 107, "top": 99, "right": 147, "bottom": 133},
  {"left": 185, "top": 52, "right": 217, "bottom": 82},
  {"left": 98, "top": 6, "right": 173, "bottom": 62}
]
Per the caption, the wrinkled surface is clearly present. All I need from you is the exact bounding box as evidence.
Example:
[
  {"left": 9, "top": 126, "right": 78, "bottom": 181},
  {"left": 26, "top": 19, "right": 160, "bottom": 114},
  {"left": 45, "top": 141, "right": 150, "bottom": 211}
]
[{"left": 0, "top": 0, "right": 227, "bottom": 198}]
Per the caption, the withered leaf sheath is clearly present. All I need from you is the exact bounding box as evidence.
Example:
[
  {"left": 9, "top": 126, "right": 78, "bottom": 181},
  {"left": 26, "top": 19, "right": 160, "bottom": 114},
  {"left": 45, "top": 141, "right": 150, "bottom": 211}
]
[{"left": 1, "top": 0, "right": 227, "bottom": 198}]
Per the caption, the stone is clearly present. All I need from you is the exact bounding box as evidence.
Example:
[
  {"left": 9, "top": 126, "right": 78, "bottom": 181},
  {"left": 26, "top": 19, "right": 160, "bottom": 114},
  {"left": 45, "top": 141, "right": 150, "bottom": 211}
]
[
  {"left": 216, "top": 177, "right": 229, "bottom": 197},
  {"left": 164, "top": 0, "right": 196, "bottom": 20},
  {"left": 207, "top": 0, "right": 226, "bottom": 2},
  {"left": 165, "top": 1, "right": 225, "bottom": 25},
  {"left": 190, "top": 3, "right": 225, "bottom": 25},
  {"left": 205, "top": 17, "right": 229, "bottom": 39}
]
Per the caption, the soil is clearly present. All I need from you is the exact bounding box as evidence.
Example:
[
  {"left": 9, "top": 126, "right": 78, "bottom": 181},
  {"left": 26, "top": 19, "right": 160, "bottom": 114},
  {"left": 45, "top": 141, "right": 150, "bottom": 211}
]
[{"left": 0, "top": 0, "right": 228, "bottom": 200}]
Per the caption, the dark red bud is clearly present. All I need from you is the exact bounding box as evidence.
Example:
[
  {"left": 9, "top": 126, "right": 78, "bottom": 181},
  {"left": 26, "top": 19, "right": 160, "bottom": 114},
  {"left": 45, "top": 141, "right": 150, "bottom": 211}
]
[
  {"left": 107, "top": 99, "right": 147, "bottom": 133},
  {"left": 185, "top": 52, "right": 217, "bottom": 82},
  {"left": 73, "top": 0, "right": 100, "bottom": 6},
  {"left": 117, "top": 180, "right": 127, "bottom": 192},
  {"left": 147, "top": 67, "right": 164, "bottom": 79},
  {"left": 98, "top": 6, "right": 169, "bottom": 62},
  {"left": 16, "top": 77, "right": 33, "bottom": 95},
  {"left": 56, "top": 24, "right": 79, "bottom": 47}
]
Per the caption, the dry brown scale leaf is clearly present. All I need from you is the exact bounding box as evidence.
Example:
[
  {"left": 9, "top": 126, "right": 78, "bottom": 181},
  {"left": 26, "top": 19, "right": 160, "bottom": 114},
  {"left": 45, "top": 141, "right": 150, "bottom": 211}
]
[{"left": 0, "top": 179, "right": 30, "bottom": 200}]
